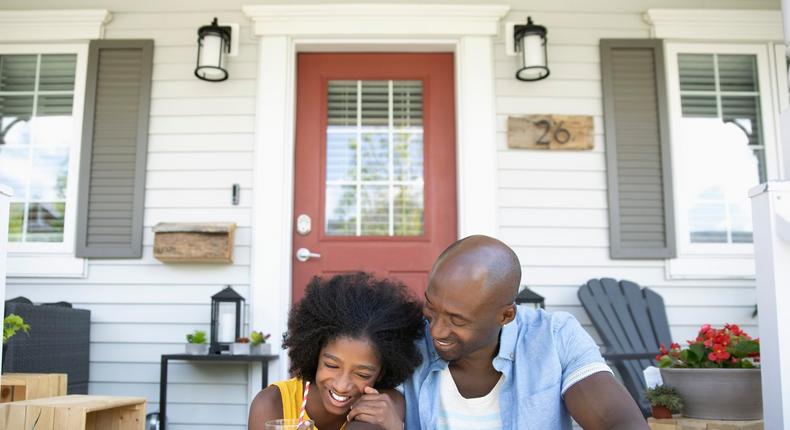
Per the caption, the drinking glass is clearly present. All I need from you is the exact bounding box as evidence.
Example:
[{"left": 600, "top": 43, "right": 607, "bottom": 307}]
[{"left": 265, "top": 419, "right": 314, "bottom": 430}]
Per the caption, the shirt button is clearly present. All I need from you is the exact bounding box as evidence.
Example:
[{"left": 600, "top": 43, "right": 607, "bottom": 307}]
[{"left": 510, "top": 353, "right": 515, "bottom": 359}]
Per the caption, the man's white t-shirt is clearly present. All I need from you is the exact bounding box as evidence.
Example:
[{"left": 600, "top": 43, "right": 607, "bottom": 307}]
[{"left": 436, "top": 367, "right": 504, "bottom": 430}]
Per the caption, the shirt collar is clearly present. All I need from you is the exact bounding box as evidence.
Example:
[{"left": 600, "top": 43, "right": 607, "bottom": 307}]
[{"left": 496, "top": 315, "right": 519, "bottom": 362}]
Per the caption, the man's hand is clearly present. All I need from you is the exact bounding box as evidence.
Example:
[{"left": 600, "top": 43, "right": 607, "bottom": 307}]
[{"left": 346, "top": 387, "right": 403, "bottom": 430}]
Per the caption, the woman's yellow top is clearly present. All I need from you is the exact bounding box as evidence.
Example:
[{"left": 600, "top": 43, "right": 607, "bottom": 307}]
[{"left": 272, "top": 378, "right": 347, "bottom": 430}]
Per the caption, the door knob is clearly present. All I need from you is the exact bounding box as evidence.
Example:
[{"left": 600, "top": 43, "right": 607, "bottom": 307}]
[{"left": 296, "top": 248, "right": 321, "bottom": 262}]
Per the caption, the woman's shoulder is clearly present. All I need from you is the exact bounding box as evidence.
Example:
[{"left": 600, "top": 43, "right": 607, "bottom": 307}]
[{"left": 249, "top": 384, "right": 284, "bottom": 430}]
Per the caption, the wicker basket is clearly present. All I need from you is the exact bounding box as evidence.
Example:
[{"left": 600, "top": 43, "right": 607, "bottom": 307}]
[{"left": 3, "top": 298, "right": 91, "bottom": 394}]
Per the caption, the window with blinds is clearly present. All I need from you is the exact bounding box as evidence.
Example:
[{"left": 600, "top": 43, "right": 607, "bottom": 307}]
[
  {"left": 0, "top": 54, "right": 77, "bottom": 243},
  {"left": 325, "top": 80, "right": 425, "bottom": 236},
  {"left": 676, "top": 53, "right": 764, "bottom": 244}
]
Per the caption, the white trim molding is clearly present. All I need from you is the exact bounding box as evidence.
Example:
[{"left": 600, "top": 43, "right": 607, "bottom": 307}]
[
  {"left": 243, "top": 4, "right": 508, "bottom": 37},
  {"left": 750, "top": 181, "right": 790, "bottom": 428},
  {"left": 644, "top": 9, "right": 783, "bottom": 41},
  {"left": 0, "top": 10, "right": 111, "bottom": 42},
  {"left": 242, "top": 3, "right": 508, "bottom": 396}
]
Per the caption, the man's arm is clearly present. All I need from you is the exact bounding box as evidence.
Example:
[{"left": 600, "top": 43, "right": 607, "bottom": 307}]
[{"left": 563, "top": 372, "right": 648, "bottom": 430}]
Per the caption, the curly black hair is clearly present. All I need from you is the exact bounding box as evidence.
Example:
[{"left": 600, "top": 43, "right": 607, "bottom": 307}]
[{"left": 283, "top": 272, "right": 424, "bottom": 390}]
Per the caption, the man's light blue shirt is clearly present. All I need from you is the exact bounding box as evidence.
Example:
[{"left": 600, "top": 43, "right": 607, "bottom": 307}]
[{"left": 402, "top": 306, "right": 612, "bottom": 430}]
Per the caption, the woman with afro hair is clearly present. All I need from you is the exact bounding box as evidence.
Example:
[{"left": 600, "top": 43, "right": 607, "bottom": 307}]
[{"left": 248, "top": 272, "right": 424, "bottom": 430}]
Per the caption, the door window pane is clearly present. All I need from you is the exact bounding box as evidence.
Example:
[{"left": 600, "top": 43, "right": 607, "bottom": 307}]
[
  {"left": 677, "top": 53, "right": 764, "bottom": 245},
  {"left": 325, "top": 185, "right": 358, "bottom": 236},
  {"left": 325, "top": 80, "right": 424, "bottom": 236},
  {"left": 326, "top": 133, "right": 357, "bottom": 181}
]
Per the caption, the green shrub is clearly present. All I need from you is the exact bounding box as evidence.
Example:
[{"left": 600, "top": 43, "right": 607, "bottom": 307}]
[
  {"left": 186, "top": 330, "right": 207, "bottom": 344},
  {"left": 645, "top": 384, "right": 683, "bottom": 413},
  {"left": 3, "top": 314, "right": 30, "bottom": 344},
  {"left": 250, "top": 331, "right": 271, "bottom": 346}
]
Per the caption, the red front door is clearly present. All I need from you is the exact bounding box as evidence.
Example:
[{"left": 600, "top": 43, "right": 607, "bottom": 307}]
[{"left": 291, "top": 53, "right": 457, "bottom": 302}]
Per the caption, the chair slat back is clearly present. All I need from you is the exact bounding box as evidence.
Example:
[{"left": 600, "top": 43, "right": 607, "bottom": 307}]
[{"left": 578, "top": 278, "right": 672, "bottom": 416}]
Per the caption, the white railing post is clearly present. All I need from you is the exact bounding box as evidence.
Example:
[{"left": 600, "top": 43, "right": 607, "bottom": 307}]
[
  {"left": 0, "top": 185, "right": 11, "bottom": 385},
  {"left": 750, "top": 181, "right": 790, "bottom": 429}
]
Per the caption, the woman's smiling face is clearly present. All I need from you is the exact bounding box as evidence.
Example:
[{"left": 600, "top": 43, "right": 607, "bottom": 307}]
[{"left": 315, "top": 336, "right": 382, "bottom": 415}]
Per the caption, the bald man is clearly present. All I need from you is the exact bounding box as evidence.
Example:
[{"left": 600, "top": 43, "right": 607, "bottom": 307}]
[{"left": 400, "top": 235, "right": 647, "bottom": 430}]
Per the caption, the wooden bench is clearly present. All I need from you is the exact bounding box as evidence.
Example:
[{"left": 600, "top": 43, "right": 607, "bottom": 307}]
[
  {"left": 648, "top": 417, "right": 764, "bottom": 430},
  {"left": 1, "top": 373, "right": 67, "bottom": 403},
  {"left": 0, "top": 395, "right": 146, "bottom": 430}
]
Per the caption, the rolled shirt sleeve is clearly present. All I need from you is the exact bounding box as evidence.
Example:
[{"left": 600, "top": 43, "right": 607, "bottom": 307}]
[{"left": 554, "top": 312, "right": 613, "bottom": 396}]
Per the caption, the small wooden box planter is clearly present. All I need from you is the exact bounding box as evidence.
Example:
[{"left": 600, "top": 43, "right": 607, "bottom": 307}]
[
  {"left": 0, "top": 395, "right": 145, "bottom": 430},
  {"left": 648, "top": 417, "right": 763, "bottom": 430},
  {"left": 153, "top": 222, "right": 236, "bottom": 263},
  {"left": 1, "top": 373, "right": 67, "bottom": 403}
]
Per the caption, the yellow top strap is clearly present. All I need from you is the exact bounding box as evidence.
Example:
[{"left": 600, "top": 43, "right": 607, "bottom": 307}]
[{"left": 270, "top": 378, "right": 346, "bottom": 430}]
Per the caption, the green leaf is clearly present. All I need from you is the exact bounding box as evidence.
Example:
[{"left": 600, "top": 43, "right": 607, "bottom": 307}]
[
  {"left": 686, "top": 343, "right": 706, "bottom": 367},
  {"left": 733, "top": 340, "right": 759, "bottom": 358}
]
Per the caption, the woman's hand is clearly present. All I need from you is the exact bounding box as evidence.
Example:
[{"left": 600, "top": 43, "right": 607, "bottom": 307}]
[{"left": 346, "top": 387, "right": 404, "bottom": 430}]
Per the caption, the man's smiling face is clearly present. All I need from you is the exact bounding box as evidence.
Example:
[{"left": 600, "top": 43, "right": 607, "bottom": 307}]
[{"left": 423, "top": 263, "right": 510, "bottom": 363}]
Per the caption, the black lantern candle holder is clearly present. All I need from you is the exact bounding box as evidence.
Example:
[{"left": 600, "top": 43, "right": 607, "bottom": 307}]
[
  {"left": 515, "top": 286, "right": 545, "bottom": 309},
  {"left": 210, "top": 285, "right": 245, "bottom": 354}
]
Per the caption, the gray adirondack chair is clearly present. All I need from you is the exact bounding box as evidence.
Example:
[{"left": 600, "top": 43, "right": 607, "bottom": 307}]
[{"left": 578, "top": 278, "right": 672, "bottom": 415}]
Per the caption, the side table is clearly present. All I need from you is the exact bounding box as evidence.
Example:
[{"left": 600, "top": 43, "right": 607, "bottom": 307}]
[
  {"left": 0, "top": 394, "right": 145, "bottom": 429},
  {"left": 648, "top": 417, "right": 764, "bottom": 430},
  {"left": 159, "top": 354, "right": 278, "bottom": 430},
  {"left": 1, "top": 373, "right": 67, "bottom": 402}
]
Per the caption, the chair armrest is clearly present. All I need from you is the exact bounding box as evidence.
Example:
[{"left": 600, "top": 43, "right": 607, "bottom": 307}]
[{"left": 602, "top": 351, "right": 658, "bottom": 361}]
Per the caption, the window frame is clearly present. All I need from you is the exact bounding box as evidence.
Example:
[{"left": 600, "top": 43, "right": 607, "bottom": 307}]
[
  {"left": 664, "top": 42, "right": 781, "bottom": 277},
  {"left": 1, "top": 43, "right": 89, "bottom": 276}
]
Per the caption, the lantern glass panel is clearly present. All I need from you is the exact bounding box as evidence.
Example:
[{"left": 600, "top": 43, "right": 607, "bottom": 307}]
[
  {"left": 217, "top": 302, "right": 237, "bottom": 343},
  {"left": 517, "top": 34, "right": 548, "bottom": 81}
]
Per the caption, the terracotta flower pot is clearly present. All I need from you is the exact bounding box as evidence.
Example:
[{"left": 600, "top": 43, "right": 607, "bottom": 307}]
[
  {"left": 660, "top": 368, "right": 762, "bottom": 420},
  {"left": 651, "top": 405, "right": 673, "bottom": 419}
]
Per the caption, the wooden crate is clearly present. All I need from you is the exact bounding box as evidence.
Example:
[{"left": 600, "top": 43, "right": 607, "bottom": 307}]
[
  {"left": 0, "top": 395, "right": 145, "bottom": 430},
  {"left": 649, "top": 417, "right": 764, "bottom": 430},
  {"left": 153, "top": 222, "right": 236, "bottom": 263},
  {"left": 0, "top": 374, "right": 67, "bottom": 403}
]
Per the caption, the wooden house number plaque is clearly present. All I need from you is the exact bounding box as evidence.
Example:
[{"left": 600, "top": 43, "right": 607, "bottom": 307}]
[{"left": 508, "top": 115, "right": 593, "bottom": 150}]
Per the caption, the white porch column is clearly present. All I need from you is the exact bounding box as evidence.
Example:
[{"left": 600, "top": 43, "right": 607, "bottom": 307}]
[
  {"left": 248, "top": 34, "right": 298, "bottom": 395},
  {"left": 749, "top": 181, "right": 790, "bottom": 429},
  {"left": 455, "top": 36, "right": 498, "bottom": 238},
  {"left": 0, "top": 185, "right": 11, "bottom": 383}
]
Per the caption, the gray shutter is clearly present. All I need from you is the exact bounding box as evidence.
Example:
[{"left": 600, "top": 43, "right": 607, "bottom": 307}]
[
  {"left": 76, "top": 40, "right": 153, "bottom": 258},
  {"left": 600, "top": 39, "right": 676, "bottom": 259}
]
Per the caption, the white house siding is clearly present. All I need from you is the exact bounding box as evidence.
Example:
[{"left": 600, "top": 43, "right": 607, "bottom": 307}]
[
  {"left": 4, "top": 7, "right": 258, "bottom": 430},
  {"left": 0, "top": 1, "right": 780, "bottom": 429},
  {"left": 494, "top": 1, "right": 777, "bottom": 346}
]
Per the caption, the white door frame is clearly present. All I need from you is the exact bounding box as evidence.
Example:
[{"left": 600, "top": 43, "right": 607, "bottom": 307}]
[{"left": 242, "top": 3, "right": 509, "bottom": 397}]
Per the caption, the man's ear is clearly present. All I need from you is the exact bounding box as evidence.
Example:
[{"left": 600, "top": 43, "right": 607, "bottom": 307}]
[{"left": 500, "top": 304, "right": 516, "bottom": 326}]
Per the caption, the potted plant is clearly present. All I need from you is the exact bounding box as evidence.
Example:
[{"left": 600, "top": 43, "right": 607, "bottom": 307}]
[
  {"left": 3, "top": 314, "right": 30, "bottom": 344},
  {"left": 645, "top": 384, "right": 683, "bottom": 419},
  {"left": 185, "top": 330, "right": 209, "bottom": 355},
  {"left": 657, "top": 323, "right": 761, "bottom": 420},
  {"left": 3, "top": 314, "right": 30, "bottom": 367},
  {"left": 250, "top": 331, "right": 271, "bottom": 355},
  {"left": 231, "top": 336, "right": 250, "bottom": 355}
]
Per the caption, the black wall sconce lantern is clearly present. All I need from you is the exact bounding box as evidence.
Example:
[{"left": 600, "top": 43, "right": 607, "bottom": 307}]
[
  {"left": 514, "top": 17, "right": 550, "bottom": 82},
  {"left": 195, "top": 17, "right": 232, "bottom": 82},
  {"left": 515, "top": 286, "right": 546, "bottom": 309},
  {"left": 210, "top": 285, "right": 245, "bottom": 354}
]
